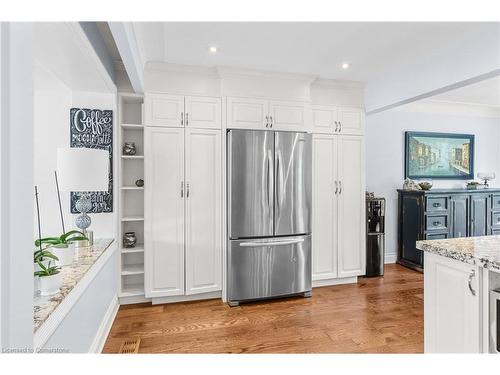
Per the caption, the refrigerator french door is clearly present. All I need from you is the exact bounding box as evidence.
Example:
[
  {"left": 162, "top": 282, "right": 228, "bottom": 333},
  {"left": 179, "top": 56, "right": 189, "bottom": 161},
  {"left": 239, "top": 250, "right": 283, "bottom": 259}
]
[{"left": 227, "top": 129, "right": 312, "bottom": 306}]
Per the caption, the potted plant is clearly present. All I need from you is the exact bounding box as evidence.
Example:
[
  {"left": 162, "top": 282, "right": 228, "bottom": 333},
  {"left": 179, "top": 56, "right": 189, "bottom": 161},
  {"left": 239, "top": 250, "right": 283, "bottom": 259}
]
[
  {"left": 35, "top": 230, "right": 87, "bottom": 267},
  {"left": 35, "top": 261, "right": 62, "bottom": 296},
  {"left": 33, "top": 248, "right": 59, "bottom": 292}
]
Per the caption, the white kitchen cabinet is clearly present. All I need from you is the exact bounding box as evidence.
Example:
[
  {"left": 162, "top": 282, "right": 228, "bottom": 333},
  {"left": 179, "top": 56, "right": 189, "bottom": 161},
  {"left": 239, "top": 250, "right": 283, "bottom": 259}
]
[
  {"left": 337, "top": 135, "right": 365, "bottom": 278},
  {"left": 227, "top": 97, "right": 310, "bottom": 131},
  {"left": 312, "top": 135, "right": 338, "bottom": 280},
  {"left": 311, "top": 105, "right": 364, "bottom": 135},
  {"left": 424, "top": 252, "right": 482, "bottom": 353},
  {"left": 145, "top": 126, "right": 222, "bottom": 299},
  {"left": 145, "top": 93, "right": 184, "bottom": 127},
  {"left": 145, "top": 93, "right": 221, "bottom": 129},
  {"left": 312, "top": 134, "right": 365, "bottom": 282},
  {"left": 185, "top": 128, "right": 222, "bottom": 295},
  {"left": 145, "top": 127, "right": 185, "bottom": 298}
]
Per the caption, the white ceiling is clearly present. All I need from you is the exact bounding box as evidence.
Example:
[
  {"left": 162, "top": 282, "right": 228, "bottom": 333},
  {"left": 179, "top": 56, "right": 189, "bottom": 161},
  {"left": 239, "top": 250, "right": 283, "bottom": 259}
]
[
  {"left": 429, "top": 76, "right": 500, "bottom": 107},
  {"left": 132, "top": 22, "right": 498, "bottom": 84}
]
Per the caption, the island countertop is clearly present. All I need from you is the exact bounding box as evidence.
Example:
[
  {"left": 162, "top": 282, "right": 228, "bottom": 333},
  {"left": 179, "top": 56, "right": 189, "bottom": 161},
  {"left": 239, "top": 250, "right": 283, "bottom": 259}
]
[
  {"left": 34, "top": 238, "right": 114, "bottom": 332},
  {"left": 416, "top": 235, "right": 500, "bottom": 273}
]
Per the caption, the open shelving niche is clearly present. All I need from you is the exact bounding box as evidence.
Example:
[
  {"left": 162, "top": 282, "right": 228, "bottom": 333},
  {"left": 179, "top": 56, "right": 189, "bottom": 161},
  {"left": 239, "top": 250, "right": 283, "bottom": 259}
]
[{"left": 118, "top": 93, "right": 149, "bottom": 304}]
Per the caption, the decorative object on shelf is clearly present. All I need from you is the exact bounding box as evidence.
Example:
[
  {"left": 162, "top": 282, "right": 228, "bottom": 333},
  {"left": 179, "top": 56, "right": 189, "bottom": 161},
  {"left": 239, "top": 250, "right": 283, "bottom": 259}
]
[
  {"left": 35, "top": 230, "right": 88, "bottom": 266},
  {"left": 57, "top": 148, "right": 109, "bottom": 245},
  {"left": 70, "top": 107, "right": 113, "bottom": 213},
  {"left": 478, "top": 172, "right": 496, "bottom": 188},
  {"left": 123, "top": 232, "right": 137, "bottom": 248},
  {"left": 403, "top": 178, "right": 422, "bottom": 191},
  {"left": 418, "top": 181, "right": 433, "bottom": 191},
  {"left": 123, "top": 142, "right": 137, "bottom": 156},
  {"left": 405, "top": 131, "right": 474, "bottom": 180},
  {"left": 467, "top": 181, "right": 480, "bottom": 190},
  {"left": 35, "top": 261, "right": 62, "bottom": 296},
  {"left": 366, "top": 191, "right": 375, "bottom": 199},
  {"left": 135, "top": 179, "right": 144, "bottom": 187}
]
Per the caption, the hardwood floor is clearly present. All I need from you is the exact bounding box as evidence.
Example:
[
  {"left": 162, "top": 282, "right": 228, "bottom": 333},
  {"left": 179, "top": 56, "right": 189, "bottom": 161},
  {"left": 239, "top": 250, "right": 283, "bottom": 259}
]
[{"left": 103, "top": 264, "right": 423, "bottom": 353}]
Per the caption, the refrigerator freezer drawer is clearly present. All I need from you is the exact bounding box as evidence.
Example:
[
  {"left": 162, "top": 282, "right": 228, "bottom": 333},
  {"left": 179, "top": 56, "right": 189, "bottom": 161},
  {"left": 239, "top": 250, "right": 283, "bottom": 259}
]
[{"left": 228, "top": 235, "right": 311, "bottom": 303}]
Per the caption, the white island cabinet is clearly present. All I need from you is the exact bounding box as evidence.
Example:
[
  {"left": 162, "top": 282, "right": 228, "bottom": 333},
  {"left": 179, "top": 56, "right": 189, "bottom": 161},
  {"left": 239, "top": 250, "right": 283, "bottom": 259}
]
[{"left": 424, "top": 252, "right": 482, "bottom": 353}]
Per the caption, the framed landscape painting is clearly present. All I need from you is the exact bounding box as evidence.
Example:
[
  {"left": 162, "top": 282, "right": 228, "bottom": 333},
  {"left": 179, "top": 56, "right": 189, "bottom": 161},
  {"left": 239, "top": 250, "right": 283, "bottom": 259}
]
[{"left": 405, "top": 131, "right": 474, "bottom": 179}]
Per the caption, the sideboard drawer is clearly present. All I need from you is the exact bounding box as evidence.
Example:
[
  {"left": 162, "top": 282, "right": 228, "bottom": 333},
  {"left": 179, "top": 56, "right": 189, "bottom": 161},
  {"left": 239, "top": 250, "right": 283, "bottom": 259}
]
[
  {"left": 492, "top": 212, "right": 500, "bottom": 228},
  {"left": 426, "top": 196, "right": 448, "bottom": 213},
  {"left": 426, "top": 215, "right": 448, "bottom": 231},
  {"left": 426, "top": 232, "right": 448, "bottom": 240},
  {"left": 493, "top": 195, "right": 500, "bottom": 210}
]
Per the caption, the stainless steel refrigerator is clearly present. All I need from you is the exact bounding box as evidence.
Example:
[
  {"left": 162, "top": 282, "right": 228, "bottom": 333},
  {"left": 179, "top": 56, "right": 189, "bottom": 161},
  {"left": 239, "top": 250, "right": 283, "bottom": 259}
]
[{"left": 227, "top": 129, "right": 312, "bottom": 306}]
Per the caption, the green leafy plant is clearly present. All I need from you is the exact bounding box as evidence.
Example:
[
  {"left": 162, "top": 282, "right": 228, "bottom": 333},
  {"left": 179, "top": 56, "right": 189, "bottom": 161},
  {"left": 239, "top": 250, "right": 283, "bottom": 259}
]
[
  {"left": 34, "top": 261, "right": 60, "bottom": 277},
  {"left": 35, "top": 230, "right": 88, "bottom": 249},
  {"left": 34, "top": 249, "right": 59, "bottom": 264}
]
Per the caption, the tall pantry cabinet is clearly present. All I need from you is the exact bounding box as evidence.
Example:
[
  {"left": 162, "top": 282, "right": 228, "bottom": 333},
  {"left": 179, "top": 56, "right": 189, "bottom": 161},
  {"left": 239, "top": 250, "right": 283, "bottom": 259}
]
[
  {"left": 311, "top": 105, "right": 366, "bottom": 283},
  {"left": 144, "top": 93, "right": 222, "bottom": 299}
]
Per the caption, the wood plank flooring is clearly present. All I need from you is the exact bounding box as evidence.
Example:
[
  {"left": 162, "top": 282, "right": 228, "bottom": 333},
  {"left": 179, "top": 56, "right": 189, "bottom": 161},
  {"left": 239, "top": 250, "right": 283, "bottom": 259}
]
[{"left": 103, "top": 264, "right": 423, "bottom": 353}]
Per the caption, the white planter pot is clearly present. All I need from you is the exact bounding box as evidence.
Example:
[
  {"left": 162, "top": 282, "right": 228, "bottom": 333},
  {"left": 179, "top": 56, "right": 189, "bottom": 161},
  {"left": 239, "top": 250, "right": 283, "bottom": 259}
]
[
  {"left": 39, "top": 272, "right": 62, "bottom": 296},
  {"left": 52, "top": 244, "right": 76, "bottom": 267},
  {"left": 34, "top": 259, "right": 51, "bottom": 293}
]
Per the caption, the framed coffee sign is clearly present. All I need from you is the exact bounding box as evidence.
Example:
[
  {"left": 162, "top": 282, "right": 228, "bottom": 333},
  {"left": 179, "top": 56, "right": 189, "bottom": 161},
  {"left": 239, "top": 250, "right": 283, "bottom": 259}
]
[{"left": 70, "top": 108, "right": 113, "bottom": 213}]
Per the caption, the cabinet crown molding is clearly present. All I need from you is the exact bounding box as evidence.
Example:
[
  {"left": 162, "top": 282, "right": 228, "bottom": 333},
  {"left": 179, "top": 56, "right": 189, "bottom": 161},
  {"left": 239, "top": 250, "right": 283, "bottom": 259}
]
[{"left": 216, "top": 65, "right": 317, "bottom": 83}]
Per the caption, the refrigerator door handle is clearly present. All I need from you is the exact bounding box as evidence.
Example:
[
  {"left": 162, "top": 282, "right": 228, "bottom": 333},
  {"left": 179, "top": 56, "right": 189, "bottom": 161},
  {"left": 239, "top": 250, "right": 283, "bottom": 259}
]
[
  {"left": 276, "top": 151, "right": 284, "bottom": 218},
  {"left": 267, "top": 150, "right": 273, "bottom": 213},
  {"left": 239, "top": 238, "right": 305, "bottom": 247}
]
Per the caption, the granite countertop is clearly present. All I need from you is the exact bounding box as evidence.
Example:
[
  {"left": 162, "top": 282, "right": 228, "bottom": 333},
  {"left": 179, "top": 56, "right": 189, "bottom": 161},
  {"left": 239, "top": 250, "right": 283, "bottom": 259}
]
[
  {"left": 33, "top": 238, "right": 114, "bottom": 332},
  {"left": 416, "top": 235, "right": 500, "bottom": 272}
]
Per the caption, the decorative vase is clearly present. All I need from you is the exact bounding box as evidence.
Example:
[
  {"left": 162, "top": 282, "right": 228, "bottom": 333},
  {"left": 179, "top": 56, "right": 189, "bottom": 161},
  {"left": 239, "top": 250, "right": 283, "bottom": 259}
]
[
  {"left": 51, "top": 243, "right": 76, "bottom": 267},
  {"left": 123, "top": 142, "right": 137, "bottom": 156},
  {"left": 39, "top": 272, "right": 63, "bottom": 296},
  {"left": 135, "top": 179, "right": 144, "bottom": 187},
  {"left": 123, "top": 232, "right": 137, "bottom": 248}
]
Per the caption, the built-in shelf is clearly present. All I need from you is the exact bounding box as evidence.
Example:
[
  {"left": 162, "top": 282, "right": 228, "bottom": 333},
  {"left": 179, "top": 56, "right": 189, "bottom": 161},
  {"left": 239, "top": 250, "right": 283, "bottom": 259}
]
[
  {"left": 121, "top": 123, "right": 144, "bottom": 129},
  {"left": 120, "top": 284, "right": 145, "bottom": 297},
  {"left": 120, "top": 186, "right": 144, "bottom": 191},
  {"left": 121, "top": 155, "right": 144, "bottom": 160},
  {"left": 121, "top": 216, "right": 144, "bottom": 222},
  {"left": 122, "top": 246, "right": 145, "bottom": 254},
  {"left": 121, "top": 264, "right": 144, "bottom": 276}
]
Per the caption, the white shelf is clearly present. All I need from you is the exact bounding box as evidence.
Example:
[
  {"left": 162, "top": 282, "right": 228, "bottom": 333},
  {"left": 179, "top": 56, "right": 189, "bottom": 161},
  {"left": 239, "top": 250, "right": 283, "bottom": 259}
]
[
  {"left": 121, "top": 123, "right": 144, "bottom": 129},
  {"left": 121, "top": 264, "right": 144, "bottom": 276},
  {"left": 121, "top": 216, "right": 144, "bottom": 222},
  {"left": 121, "top": 155, "right": 144, "bottom": 160},
  {"left": 122, "top": 246, "right": 145, "bottom": 254},
  {"left": 120, "top": 284, "right": 145, "bottom": 297},
  {"left": 120, "top": 186, "right": 144, "bottom": 191}
]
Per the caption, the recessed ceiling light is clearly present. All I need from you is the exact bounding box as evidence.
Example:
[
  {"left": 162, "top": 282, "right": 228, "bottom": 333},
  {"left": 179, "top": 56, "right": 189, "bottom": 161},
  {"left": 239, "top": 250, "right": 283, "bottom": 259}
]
[
  {"left": 209, "top": 46, "right": 217, "bottom": 53},
  {"left": 341, "top": 62, "right": 350, "bottom": 70}
]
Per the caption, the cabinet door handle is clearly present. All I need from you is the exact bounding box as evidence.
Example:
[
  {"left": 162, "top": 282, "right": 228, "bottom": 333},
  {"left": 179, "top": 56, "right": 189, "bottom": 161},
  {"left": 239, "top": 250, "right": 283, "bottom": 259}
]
[
  {"left": 186, "top": 183, "right": 190, "bottom": 198},
  {"left": 339, "top": 181, "right": 342, "bottom": 195},
  {"left": 180, "top": 181, "right": 184, "bottom": 197},
  {"left": 433, "top": 202, "right": 441, "bottom": 207},
  {"left": 270, "top": 116, "right": 273, "bottom": 128},
  {"left": 468, "top": 269, "right": 476, "bottom": 296},
  {"left": 339, "top": 121, "right": 342, "bottom": 132},
  {"left": 334, "top": 121, "right": 338, "bottom": 132},
  {"left": 181, "top": 112, "right": 184, "bottom": 126},
  {"left": 185, "top": 113, "right": 189, "bottom": 126},
  {"left": 334, "top": 180, "right": 338, "bottom": 195},
  {"left": 265, "top": 116, "right": 269, "bottom": 128}
]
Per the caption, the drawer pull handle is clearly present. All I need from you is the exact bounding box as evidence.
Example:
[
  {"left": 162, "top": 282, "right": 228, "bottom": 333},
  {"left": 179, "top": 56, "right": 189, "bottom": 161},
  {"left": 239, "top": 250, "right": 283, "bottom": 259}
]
[
  {"left": 433, "top": 221, "right": 441, "bottom": 226},
  {"left": 432, "top": 202, "right": 441, "bottom": 207},
  {"left": 468, "top": 269, "right": 476, "bottom": 296}
]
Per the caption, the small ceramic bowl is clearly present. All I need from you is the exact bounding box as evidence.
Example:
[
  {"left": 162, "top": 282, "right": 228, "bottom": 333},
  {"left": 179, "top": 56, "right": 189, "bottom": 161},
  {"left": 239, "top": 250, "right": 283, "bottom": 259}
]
[{"left": 418, "top": 181, "right": 433, "bottom": 191}]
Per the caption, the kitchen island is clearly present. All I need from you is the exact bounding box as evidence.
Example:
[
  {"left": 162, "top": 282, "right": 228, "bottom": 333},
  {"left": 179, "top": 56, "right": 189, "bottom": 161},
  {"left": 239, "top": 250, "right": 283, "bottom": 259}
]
[{"left": 416, "top": 236, "right": 500, "bottom": 353}]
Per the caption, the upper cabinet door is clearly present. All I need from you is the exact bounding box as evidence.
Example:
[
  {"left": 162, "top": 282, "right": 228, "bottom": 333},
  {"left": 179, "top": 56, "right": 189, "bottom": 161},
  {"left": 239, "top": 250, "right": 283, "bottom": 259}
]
[
  {"left": 145, "top": 93, "right": 184, "bottom": 127},
  {"left": 185, "top": 96, "right": 222, "bottom": 129},
  {"left": 312, "top": 105, "right": 337, "bottom": 134},
  {"left": 337, "top": 135, "right": 366, "bottom": 278},
  {"left": 144, "top": 127, "right": 185, "bottom": 298},
  {"left": 185, "top": 128, "right": 222, "bottom": 295},
  {"left": 337, "top": 107, "right": 365, "bottom": 135},
  {"left": 312, "top": 134, "right": 338, "bottom": 281},
  {"left": 269, "top": 100, "right": 310, "bottom": 132},
  {"left": 227, "top": 97, "right": 269, "bottom": 130}
]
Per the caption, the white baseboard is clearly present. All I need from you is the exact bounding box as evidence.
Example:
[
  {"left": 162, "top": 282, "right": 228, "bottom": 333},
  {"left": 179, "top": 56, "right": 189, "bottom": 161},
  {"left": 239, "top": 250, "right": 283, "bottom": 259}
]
[
  {"left": 385, "top": 252, "right": 398, "bottom": 264},
  {"left": 89, "top": 295, "right": 119, "bottom": 353},
  {"left": 152, "top": 291, "right": 221, "bottom": 305},
  {"left": 312, "top": 276, "right": 357, "bottom": 288}
]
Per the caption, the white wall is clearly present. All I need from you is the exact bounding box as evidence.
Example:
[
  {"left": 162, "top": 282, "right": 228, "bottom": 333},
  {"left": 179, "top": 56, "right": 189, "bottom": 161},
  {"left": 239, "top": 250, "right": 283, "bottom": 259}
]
[
  {"left": 34, "top": 64, "right": 117, "bottom": 241},
  {"left": 366, "top": 104, "right": 500, "bottom": 262}
]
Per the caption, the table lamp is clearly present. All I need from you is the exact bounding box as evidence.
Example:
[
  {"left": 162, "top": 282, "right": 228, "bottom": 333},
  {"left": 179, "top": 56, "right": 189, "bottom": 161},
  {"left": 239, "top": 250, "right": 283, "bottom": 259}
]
[{"left": 56, "top": 148, "right": 109, "bottom": 243}]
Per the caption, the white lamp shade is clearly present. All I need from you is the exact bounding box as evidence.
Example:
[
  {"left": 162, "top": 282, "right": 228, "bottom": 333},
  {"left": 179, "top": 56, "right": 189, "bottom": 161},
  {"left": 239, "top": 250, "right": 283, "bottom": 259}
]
[{"left": 57, "top": 148, "right": 109, "bottom": 192}]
